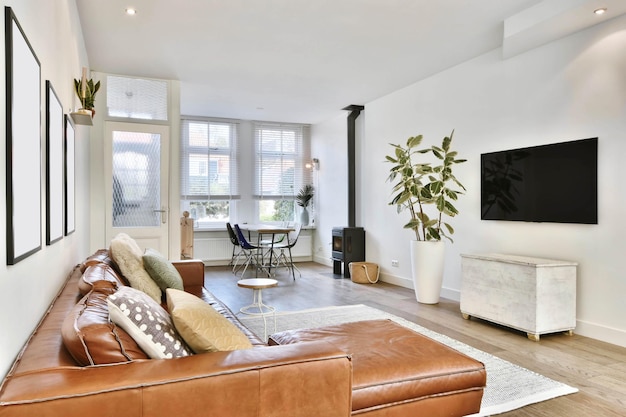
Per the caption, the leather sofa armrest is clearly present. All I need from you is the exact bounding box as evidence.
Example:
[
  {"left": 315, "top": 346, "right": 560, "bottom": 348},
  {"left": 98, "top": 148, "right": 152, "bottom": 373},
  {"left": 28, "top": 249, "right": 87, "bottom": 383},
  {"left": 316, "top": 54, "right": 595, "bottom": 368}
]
[
  {"left": 0, "top": 342, "right": 352, "bottom": 417},
  {"left": 171, "top": 259, "right": 205, "bottom": 287}
]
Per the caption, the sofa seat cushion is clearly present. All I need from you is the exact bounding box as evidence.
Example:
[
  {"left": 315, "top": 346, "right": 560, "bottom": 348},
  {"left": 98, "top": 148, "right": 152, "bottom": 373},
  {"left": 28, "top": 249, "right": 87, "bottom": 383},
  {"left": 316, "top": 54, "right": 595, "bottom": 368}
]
[
  {"left": 269, "top": 319, "right": 486, "bottom": 415},
  {"left": 166, "top": 289, "right": 253, "bottom": 353},
  {"left": 109, "top": 233, "right": 162, "bottom": 303},
  {"left": 62, "top": 279, "right": 149, "bottom": 366},
  {"left": 108, "top": 286, "right": 192, "bottom": 359}
]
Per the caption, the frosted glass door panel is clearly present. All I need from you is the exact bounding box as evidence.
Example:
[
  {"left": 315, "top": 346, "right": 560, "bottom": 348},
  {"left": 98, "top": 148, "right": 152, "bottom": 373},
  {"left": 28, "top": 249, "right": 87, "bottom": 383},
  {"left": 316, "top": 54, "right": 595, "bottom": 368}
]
[{"left": 112, "top": 131, "right": 161, "bottom": 228}]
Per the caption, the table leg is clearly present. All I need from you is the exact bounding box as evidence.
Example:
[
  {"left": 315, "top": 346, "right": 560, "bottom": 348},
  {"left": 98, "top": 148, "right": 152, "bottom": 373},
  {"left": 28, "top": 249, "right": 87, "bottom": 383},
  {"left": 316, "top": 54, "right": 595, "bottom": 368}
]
[{"left": 239, "top": 288, "right": 276, "bottom": 340}]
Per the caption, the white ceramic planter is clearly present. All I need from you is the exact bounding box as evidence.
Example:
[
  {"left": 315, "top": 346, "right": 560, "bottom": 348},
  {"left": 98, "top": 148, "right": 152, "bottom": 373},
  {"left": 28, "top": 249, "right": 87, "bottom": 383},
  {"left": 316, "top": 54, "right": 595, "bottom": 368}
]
[
  {"left": 300, "top": 207, "right": 309, "bottom": 226},
  {"left": 410, "top": 240, "right": 445, "bottom": 304}
]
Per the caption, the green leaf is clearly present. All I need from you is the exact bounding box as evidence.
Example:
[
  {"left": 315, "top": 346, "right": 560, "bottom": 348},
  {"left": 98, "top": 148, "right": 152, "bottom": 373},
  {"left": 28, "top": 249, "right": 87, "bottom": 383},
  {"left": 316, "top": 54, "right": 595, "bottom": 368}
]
[
  {"left": 442, "top": 135, "right": 451, "bottom": 152},
  {"left": 416, "top": 212, "right": 430, "bottom": 222},
  {"left": 431, "top": 148, "right": 443, "bottom": 159},
  {"left": 429, "top": 181, "right": 443, "bottom": 195},
  {"left": 444, "top": 201, "right": 459, "bottom": 216},
  {"left": 407, "top": 135, "right": 423, "bottom": 148}
]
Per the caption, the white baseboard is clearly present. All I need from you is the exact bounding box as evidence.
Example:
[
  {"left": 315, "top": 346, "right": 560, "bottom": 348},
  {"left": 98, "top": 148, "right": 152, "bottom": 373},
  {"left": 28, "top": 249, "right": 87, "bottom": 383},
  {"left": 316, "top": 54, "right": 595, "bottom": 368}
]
[
  {"left": 378, "top": 272, "right": 413, "bottom": 289},
  {"left": 575, "top": 319, "right": 626, "bottom": 348},
  {"left": 378, "top": 273, "right": 462, "bottom": 302},
  {"left": 313, "top": 254, "right": 333, "bottom": 266},
  {"left": 441, "top": 287, "right": 461, "bottom": 302}
]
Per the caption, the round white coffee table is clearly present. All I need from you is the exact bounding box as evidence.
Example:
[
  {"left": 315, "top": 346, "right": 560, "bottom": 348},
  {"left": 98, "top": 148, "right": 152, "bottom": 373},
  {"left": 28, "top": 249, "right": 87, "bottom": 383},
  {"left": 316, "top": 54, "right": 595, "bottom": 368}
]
[{"left": 237, "top": 278, "right": 278, "bottom": 339}]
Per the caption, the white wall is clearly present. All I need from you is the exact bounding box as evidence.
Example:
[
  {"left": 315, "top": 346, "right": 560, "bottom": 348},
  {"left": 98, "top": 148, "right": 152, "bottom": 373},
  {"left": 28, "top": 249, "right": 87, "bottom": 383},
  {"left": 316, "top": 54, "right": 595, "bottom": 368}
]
[
  {"left": 311, "top": 113, "right": 348, "bottom": 264},
  {"left": 0, "top": 0, "right": 91, "bottom": 378},
  {"left": 353, "top": 14, "right": 626, "bottom": 347}
]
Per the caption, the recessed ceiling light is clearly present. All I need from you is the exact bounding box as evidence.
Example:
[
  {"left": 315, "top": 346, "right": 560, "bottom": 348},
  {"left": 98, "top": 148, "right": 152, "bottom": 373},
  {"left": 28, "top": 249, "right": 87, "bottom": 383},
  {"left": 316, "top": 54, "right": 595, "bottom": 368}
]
[
  {"left": 125, "top": 8, "right": 137, "bottom": 16},
  {"left": 594, "top": 8, "right": 607, "bottom": 15}
]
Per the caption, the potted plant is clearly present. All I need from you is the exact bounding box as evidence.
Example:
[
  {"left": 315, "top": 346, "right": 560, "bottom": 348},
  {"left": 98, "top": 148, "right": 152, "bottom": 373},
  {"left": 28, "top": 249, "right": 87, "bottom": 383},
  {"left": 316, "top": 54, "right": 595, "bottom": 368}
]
[
  {"left": 73, "top": 77, "right": 101, "bottom": 116},
  {"left": 296, "top": 184, "right": 315, "bottom": 226},
  {"left": 385, "top": 130, "right": 466, "bottom": 303}
]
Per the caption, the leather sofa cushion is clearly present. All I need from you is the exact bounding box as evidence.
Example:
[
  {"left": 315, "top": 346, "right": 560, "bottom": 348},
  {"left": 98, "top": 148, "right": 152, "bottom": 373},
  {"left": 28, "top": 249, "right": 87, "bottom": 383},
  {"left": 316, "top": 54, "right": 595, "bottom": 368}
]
[
  {"left": 166, "top": 288, "right": 253, "bottom": 353},
  {"left": 61, "top": 280, "right": 149, "bottom": 366},
  {"left": 78, "top": 263, "right": 127, "bottom": 296},
  {"left": 81, "top": 248, "right": 122, "bottom": 274},
  {"left": 270, "top": 319, "right": 486, "bottom": 415}
]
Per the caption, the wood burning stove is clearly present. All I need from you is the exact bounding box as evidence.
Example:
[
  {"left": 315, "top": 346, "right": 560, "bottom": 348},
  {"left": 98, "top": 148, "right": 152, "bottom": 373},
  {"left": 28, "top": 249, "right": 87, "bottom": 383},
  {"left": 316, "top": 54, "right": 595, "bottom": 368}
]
[
  {"left": 332, "top": 227, "right": 365, "bottom": 278},
  {"left": 331, "top": 105, "right": 366, "bottom": 278}
]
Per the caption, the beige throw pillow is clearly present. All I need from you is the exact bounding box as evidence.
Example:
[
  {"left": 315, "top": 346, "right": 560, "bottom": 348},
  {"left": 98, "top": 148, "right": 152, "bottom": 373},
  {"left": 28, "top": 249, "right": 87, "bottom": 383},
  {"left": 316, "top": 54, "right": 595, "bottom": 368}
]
[
  {"left": 166, "top": 289, "right": 253, "bottom": 353},
  {"left": 109, "top": 233, "right": 162, "bottom": 303}
]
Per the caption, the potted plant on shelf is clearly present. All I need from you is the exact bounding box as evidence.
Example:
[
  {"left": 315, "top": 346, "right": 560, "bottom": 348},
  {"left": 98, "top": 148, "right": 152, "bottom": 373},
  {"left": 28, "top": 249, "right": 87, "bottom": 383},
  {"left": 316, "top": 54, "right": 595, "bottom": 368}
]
[
  {"left": 73, "top": 76, "right": 100, "bottom": 117},
  {"left": 385, "top": 130, "right": 466, "bottom": 304},
  {"left": 296, "top": 184, "right": 315, "bottom": 226}
]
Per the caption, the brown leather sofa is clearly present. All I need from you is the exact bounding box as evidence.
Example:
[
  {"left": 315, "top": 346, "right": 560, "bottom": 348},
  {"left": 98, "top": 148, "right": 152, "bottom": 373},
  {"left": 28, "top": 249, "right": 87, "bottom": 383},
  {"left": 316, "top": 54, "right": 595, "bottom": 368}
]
[
  {"left": 0, "top": 250, "right": 486, "bottom": 417},
  {"left": 0, "top": 251, "right": 351, "bottom": 417}
]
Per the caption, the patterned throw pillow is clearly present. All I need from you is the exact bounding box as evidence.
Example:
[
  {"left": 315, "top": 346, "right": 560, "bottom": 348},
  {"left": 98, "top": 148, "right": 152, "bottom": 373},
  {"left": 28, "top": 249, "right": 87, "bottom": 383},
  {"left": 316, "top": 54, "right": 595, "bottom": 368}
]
[
  {"left": 108, "top": 286, "right": 191, "bottom": 359},
  {"left": 109, "top": 233, "right": 162, "bottom": 303},
  {"left": 166, "top": 288, "right": 253, "bottom": 353},
  {"left": 143, "top": 248, "right": 184, "bottom": 291}
]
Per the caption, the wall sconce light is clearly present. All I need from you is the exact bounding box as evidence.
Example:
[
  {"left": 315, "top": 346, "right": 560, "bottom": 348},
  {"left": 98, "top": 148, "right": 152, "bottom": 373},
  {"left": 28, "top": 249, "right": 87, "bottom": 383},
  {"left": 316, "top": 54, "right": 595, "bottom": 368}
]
[{"left": 306, "top": 158, "right": 320, "bottom": 170}]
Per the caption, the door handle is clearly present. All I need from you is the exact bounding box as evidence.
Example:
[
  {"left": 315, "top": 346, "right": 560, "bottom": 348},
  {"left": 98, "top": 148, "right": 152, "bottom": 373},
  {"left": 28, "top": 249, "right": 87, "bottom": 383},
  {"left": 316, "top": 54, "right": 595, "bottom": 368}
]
[{"left": 153, "top": 207, "right": 167, "bottom": 224}]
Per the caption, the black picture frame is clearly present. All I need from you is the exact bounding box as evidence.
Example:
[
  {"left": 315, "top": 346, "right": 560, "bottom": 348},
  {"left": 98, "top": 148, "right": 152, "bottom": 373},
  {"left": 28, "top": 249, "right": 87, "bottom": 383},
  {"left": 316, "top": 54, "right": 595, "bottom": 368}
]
[
  {"left": 64, "top": 115, "right": 76, "bottom": 236},
  {"left": 5, "top": 7, "right": 42, "bottom": 264},
  {"left": 46, "top": 80, "right": 64, "bottom": 245}
]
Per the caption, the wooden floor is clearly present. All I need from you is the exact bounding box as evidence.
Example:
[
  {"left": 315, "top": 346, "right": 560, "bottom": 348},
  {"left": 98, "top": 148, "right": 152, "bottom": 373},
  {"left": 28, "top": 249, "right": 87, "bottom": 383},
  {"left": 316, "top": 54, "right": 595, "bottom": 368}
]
[{"left": 204, "top": 262, "right": 626, "bottom": 417}]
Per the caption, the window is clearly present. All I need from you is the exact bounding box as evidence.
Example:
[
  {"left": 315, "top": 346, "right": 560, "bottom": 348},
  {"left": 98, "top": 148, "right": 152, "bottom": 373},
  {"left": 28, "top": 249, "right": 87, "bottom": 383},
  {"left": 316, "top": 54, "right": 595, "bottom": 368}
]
[
  {"left": 254, "top": 122, "right": 311, "bottom": 223},
  {"left": 180, "top": 118, "right": 239, "bottom": 228},
  {"left": 106, "top": 75, "right": 168, "bottom": 121}
]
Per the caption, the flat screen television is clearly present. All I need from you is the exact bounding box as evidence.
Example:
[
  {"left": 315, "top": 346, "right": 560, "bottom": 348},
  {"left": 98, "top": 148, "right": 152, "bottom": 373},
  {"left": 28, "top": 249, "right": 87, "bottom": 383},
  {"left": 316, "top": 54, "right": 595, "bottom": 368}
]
[{"left": 481, "top": 137, "right": 597, "bottom": 224}]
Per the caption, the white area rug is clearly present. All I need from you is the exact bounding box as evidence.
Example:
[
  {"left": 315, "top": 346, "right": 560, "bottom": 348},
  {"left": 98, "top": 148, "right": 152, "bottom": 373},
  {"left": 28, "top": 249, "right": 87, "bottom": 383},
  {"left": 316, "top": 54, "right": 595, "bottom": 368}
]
[{"left": 239, "top": 304, "right": 578, "bottom": 416}]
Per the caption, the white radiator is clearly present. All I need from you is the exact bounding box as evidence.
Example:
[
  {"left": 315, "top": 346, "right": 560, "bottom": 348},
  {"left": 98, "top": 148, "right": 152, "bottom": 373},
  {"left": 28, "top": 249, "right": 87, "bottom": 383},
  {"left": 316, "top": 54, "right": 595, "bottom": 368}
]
[
  {"left": 193, "top": 235, "right": 313, "bottom": 264},
  {"left": 194, "top": 237, "right": 233, "bottom": 262}
]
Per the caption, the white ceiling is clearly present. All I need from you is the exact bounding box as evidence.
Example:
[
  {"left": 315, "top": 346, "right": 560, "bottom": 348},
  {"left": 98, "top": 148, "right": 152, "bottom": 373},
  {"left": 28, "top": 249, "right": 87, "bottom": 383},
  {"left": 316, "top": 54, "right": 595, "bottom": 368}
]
[{"left": 75, "top": 0, "right": 619, "bottom": 124}]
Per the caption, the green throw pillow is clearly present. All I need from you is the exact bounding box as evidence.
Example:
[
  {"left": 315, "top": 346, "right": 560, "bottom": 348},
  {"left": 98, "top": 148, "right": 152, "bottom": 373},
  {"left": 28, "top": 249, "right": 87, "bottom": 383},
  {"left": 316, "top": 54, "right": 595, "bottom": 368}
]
[{"left": 143, "top": 248, "right": 185, "bottom": 291}]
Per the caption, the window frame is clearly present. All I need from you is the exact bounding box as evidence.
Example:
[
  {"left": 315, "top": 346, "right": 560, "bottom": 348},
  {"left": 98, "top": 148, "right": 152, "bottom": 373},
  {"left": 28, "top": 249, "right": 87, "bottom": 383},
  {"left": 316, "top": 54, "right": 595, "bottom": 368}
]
[
  {"left": 253, "top": 122, "right": 311, "bottom": 224},
  {"left": 180, "top": 117, "right": 240, "bottom": 230}
]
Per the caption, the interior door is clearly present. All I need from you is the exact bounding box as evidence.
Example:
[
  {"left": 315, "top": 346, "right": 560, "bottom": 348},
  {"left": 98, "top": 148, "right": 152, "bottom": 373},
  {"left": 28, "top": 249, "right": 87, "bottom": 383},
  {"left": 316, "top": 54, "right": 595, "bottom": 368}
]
[{"left": 105, "top": 122, "right": 170, "bottom": 254}]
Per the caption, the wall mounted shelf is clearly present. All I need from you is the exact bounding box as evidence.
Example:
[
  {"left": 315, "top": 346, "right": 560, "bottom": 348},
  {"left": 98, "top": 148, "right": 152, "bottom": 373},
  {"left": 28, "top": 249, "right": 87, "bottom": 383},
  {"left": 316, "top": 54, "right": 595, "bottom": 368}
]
[{"left": 69, "top": 110, "right": 93, "bottom": 126}]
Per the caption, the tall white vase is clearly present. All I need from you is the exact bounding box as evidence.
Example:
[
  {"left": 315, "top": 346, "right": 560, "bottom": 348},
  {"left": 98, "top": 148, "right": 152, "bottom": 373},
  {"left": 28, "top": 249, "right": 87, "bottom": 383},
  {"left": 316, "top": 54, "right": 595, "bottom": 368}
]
[
  {"left": 300, "top": 207, "right": 309, "bottom": 226},
  {"left": 410, "top": 240, "right": 445, "bottom": 304}
]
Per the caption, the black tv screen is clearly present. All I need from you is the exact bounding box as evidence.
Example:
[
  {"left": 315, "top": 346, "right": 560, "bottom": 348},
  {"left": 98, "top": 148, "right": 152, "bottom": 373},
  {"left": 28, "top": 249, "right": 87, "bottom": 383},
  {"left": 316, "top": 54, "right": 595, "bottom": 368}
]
[{"left": 481, "top": 138, "right": 597, "bottom": 224}]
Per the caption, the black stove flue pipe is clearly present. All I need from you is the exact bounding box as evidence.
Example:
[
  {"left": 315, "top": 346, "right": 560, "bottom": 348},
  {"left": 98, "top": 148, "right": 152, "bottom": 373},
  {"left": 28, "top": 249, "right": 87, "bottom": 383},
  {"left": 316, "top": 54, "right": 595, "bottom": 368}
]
[{"left": 342, "top": 104, "right": 364, "bottom": 228}]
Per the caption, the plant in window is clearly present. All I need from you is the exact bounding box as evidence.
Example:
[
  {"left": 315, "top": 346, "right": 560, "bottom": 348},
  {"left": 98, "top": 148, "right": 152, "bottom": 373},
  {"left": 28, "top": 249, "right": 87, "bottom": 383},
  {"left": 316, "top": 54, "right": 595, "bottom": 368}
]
[
  {"left": 296, "top": 184, "right": 314, "bottom": 226},
  {"left": 296, "top": 184, "right": 314, "bottom": 208}
]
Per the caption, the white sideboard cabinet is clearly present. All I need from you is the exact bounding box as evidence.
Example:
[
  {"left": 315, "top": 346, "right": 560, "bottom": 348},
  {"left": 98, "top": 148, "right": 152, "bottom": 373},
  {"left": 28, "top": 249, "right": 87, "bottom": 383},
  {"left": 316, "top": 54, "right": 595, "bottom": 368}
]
[{"left": 460, "top": 253, "right": 577, "bottom": 341}]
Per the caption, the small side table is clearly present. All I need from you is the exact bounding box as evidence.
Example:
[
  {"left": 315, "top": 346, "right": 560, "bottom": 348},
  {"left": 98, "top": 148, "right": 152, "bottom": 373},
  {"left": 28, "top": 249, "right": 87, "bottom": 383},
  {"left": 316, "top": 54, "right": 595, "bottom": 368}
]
[{"left": 237, "top": 278, "right": 278, "bottom": 340}]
